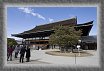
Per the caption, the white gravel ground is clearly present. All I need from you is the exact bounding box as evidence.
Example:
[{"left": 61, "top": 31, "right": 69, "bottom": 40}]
[{"left": 7, "top": 49, "right": 100, "bottom": 67}]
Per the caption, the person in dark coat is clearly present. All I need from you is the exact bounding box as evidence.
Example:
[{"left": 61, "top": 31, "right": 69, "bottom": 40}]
[
  {"left": 7, "top": 46, "right": 14, "bottom": 61},
  {"left": 19, "top": 46, "right": 26, "bottom": 63},
  {"left": 26, "top": 46, "right": 31, "bottom": 62}
]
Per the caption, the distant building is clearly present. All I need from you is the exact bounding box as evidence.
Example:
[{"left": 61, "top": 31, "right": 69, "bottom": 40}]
[
  {"left": 16, "top": 40, "right": 22, "bottom": 45},
  {"left": 12, "top": 17, "right": 97, "bottom": 50}
]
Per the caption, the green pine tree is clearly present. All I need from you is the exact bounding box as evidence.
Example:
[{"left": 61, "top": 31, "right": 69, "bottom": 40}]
[{"left": 49, "top": 25, "right": 82, "bottom": 53}]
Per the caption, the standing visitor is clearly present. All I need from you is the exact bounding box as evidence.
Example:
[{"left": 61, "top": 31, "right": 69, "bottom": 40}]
[
  {"left": 14, "top": 45, "right": 20, "bottom": 58},
  {"left": 39, "top": 46, "right": 42, "bottom": 50},
  {"left": 26, "top": 45, "right": 31, "bottom": 62},
  {"left": 7, "top": 46, "right": 14, "bottom": 61},
  {"left": 38, "top": 46, "right": 39, "bottom": 50},
  {"left": 19, "top": 45, "right": 26, "bottom": 63}
]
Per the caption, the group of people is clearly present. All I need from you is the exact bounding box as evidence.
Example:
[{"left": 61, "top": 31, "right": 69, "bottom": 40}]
[{"left": 7, "top": 45, "right": 31, "bottom": 63}]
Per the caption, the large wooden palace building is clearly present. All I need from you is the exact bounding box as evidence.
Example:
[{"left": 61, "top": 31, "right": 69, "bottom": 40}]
[{"left": 12, "top": 17, "right": 97, "bottom": 50}]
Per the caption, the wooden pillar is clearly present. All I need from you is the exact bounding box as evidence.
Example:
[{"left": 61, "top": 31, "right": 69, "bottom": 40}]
[
  {"left": 28, "top": 38, "right": 29, "bottom": 46},
  {"left": 22, "top": 39, "right": 23, "bottom": 44},
  {"left": 24, "top": 38, "right": 26, "bottom": 45},
  {"left": 54, "top": 45, "right": 55, "bottom": 48},
  {"left": 24, "top": 38, "right": 26, "bottom": 46}
]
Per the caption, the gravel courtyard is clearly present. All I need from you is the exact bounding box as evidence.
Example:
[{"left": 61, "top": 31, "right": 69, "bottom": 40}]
[{"left": 7, "top": 49, "right": 100, "bottom": 67}]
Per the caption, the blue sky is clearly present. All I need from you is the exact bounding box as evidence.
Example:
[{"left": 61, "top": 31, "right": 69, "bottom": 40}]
[{"left": 7, "top": 7, "right": 97, "bottom": 40}]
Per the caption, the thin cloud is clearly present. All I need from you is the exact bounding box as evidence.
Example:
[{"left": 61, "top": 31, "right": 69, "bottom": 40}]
[
  {"left": 18, "top": 7, "right": 55, "bottom": 23},
  {"left": 18, "top": 7, "right": 46, "bottom": 20},
  {"left": 18, "top": 7, "right": 33, "bottom": 14},
  {"left": 49, "top": 18, "right": 54, "bottom": 23},
  {"left": 31, "top": 12, "right": 36, "bottom": 16},
  {"left": 37, "top": 13, "right": 46, "bottom": 20}
]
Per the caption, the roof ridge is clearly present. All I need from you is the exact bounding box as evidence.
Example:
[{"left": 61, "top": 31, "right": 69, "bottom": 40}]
[{"left": 36, "top": 17, "right": 77, "bottom": 27}]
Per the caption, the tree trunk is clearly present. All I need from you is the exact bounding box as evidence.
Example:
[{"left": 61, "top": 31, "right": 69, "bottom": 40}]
[
  {"left": 71, "top": 46, "right": 74, "bottom": 53},
  {"left": 60, "top": 46, "right": 64, "bottom": 53}
]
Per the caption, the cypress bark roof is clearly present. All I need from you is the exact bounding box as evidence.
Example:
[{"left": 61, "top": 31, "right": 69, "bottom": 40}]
[
  {"left": 23, "top": 17, "right": 77, "bottom": 34},
  {"left": 12, "top": 17, "right": 93, "bottom": 38}
]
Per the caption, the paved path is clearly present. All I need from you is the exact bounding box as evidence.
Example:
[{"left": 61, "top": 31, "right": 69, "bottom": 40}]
[{"left": 7, "top": 49, "right": 100, "bottom": 67}]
